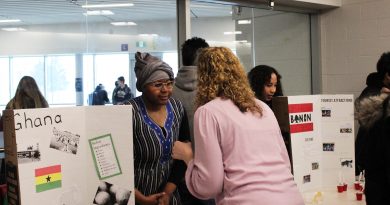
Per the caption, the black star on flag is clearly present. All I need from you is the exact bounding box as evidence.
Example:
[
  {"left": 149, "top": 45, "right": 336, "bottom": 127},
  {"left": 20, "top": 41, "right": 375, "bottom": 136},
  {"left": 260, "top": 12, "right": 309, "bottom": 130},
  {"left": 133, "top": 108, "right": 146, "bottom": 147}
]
[{"left": 46, "top": 175, "right": 51, "bottom": 182}]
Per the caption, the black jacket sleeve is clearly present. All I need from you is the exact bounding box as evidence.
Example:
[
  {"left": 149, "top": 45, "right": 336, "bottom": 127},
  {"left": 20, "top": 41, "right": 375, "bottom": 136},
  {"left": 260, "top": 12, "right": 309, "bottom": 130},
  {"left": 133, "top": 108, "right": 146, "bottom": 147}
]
[
  {"left": 103, "top": 90, "right": 109, "bottom": 103},
  {"left": 179, "top": 109, "right": 190, "bottom": 142},
  {"left": 383, "top": 117, "right": 390, "bottom": 186},
  {"left": 112, "top": 87, "right": 118, "bottom": 105},
  {"left": 168, "top": 108, "right": 190, "bottom": 185}
]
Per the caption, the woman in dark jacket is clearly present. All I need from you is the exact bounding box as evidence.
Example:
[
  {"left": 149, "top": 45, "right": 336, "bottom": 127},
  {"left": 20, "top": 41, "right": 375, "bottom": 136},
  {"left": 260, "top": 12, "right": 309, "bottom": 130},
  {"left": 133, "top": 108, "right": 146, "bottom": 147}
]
[
  {"left": 355, "top": 93, "right": 390, "bottom": 205},
  {"left": 355, "top": 51, "right": 390, "bottom": 176},
  {"left": 354, "top": 72, "right": 383, "bottom": 176}
]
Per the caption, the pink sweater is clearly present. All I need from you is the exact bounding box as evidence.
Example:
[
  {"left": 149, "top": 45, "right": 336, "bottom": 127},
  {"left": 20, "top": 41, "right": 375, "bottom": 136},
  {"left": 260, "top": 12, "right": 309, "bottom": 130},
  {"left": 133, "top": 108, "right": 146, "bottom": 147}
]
[{"left": 186, "top": 98, "right": 304, "bottom": 205}]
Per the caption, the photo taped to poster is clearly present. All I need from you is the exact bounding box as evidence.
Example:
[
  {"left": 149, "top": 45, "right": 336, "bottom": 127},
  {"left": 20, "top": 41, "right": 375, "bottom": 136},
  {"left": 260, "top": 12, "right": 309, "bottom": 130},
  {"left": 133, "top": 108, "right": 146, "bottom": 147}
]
[{"left": 50, "top": 127, "right": 80, "bottom": 155}]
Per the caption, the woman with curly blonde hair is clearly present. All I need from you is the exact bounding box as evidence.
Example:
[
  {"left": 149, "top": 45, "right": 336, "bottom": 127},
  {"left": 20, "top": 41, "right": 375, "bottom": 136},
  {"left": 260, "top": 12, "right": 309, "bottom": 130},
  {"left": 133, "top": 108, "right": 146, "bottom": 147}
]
[
  {"left": 6, "top": 76, "right": 48, "bottom": 109},
  {"left": 195, "top": 47, "right": 262, "bottom": 115},
  {"left": 172, "top": 47, "right": 303, "bottom": 205}
]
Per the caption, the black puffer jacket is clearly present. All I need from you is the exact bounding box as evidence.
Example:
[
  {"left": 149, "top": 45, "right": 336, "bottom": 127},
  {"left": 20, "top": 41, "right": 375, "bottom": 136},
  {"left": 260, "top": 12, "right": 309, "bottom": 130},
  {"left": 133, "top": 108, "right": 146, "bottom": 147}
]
[
  {"left": 355, "top": 72, "right": 384, "bottom": 175},
  {"left": 355, "top": 93, "right": 390, "bottom": 205}
]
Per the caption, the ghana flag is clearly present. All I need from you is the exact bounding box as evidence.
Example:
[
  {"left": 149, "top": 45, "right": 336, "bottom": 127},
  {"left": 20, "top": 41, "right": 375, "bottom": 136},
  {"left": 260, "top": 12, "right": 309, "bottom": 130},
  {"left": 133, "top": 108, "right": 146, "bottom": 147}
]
[{"left": 35, "top": 165, "right": 62, "bottom": 192}]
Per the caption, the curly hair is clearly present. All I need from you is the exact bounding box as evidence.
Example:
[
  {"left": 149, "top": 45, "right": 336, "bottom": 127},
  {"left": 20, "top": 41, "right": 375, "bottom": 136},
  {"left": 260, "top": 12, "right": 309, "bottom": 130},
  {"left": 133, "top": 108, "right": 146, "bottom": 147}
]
[
  {"left": 247, "top": 65, "right": 283, "bottom": 102},
  {"left": 195, "top": 47, "right": 262, "bottom": 115},
  {"left": 181, "top": 37, "right": 209, "bottom": 66}
]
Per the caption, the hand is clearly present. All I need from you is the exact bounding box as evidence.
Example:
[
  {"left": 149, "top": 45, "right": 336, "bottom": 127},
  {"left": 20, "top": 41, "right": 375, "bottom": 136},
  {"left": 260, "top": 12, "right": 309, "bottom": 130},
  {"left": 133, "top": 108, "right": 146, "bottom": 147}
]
[
  {"left": 172, "top": 141, "right": 193, "bottom": 164},
  {"left": 158, "top": 193, "right": 170, "bottom": 205},
  {"left": 141, "top": 192, "right": 166, "bottom": 205},
  {"left": 381, "top": 87, "right": 390, "bottom": 93}
]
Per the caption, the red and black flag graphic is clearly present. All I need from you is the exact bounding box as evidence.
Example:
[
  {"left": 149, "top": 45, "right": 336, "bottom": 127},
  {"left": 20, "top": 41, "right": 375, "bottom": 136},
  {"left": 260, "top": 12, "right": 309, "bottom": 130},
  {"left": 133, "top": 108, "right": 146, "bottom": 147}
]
[{"left": 288, "top": 103, "right": 314, "bottom": 133}]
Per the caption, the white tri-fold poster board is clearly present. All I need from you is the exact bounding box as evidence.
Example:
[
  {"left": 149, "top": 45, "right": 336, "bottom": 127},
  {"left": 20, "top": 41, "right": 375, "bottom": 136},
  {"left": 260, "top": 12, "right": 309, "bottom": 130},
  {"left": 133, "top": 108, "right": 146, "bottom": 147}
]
[
  {"left": 3, "top": 106, "right": 135, "bottom": 205},
  {"left": 272, "top": 95, "right": 355, "bottom": 192}
]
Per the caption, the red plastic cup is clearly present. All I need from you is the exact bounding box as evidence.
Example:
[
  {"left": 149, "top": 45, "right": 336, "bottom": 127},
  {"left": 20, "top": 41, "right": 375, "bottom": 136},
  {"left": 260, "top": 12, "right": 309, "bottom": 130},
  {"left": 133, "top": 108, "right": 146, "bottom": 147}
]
[
  {"left": 356, "top": 192, "right": 363, "bottom": 201},
  {"left": 337, "top": 185, "right": 344, "bottom": 193},
  {"left": 343, "top": 183, "right": 348, "bottom": 191},
  {"left": 354, "top": 181, "right": 361, "bottom": 190}
]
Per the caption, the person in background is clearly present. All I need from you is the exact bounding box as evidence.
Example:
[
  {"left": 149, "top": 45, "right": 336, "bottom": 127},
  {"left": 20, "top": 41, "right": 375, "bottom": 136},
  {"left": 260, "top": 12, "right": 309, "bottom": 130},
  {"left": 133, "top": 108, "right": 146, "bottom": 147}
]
[
  {"left": 112, "top": 76, "right": 134, "bottom": 105},
  {"left": 172, "top": 37, "right": 214, "bottom": 205},
  {"left": 355, "top": 93, "right": 390, "bottom": 204},
  {"left": 247, "top": 65, "right": 293, "bottom": 162},
  {"left": 112, "top": 80, "right": 119, "bottom": 105},
  {"left": 127, "top": 52, "right": 190, "bottom": 205},
  {"left": 6, "top": 76, "right": 48, "bottom": 109},
  {"left": 247, "top": 65, "right": 283, "bottom": 108},
  {"left": 0, "top": 113, "right": 2, "bottom": 131},
  {"left": 172, "top": 47, "right": 304, "bottom": 205},
  {"left": 173, "top": 37, "right": 209, "bottom": 146},
  {"left": 92, "top": 84, "right": 109, "bottom": 105},
  {"left": 355, "top": 52, "right": 390, "bottom": 177}
]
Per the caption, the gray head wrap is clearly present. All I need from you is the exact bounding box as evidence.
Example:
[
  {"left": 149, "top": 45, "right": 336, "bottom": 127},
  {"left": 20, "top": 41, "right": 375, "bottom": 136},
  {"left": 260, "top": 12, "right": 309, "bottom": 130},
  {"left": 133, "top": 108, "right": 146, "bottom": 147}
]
[{"left": 134, "top": 52, "right": 174, "bottom": 91}]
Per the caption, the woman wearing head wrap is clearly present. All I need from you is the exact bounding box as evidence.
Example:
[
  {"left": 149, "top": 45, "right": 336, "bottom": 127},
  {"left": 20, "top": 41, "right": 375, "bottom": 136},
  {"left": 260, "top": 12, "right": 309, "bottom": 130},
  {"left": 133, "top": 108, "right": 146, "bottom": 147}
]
[
  {"left": 172, "top": 47, "right": 303, "bottom": 205},
  {"left": 127, "top": 52, "right": 189, "bottom": 205}
]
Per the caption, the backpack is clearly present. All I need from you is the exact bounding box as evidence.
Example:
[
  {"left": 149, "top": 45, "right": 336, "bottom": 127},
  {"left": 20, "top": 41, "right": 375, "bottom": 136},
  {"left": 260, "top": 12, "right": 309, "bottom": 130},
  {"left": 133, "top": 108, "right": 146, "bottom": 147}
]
[{"left": 92, "top": 91, "right": 101, "bottom": 105}]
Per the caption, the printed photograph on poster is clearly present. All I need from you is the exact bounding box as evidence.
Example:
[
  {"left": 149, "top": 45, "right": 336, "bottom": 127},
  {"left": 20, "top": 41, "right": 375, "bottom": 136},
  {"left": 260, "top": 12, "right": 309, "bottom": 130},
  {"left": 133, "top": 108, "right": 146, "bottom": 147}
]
[
  {"left": 339, "top": 123, "right": 353, "bottom": 133},
  {"left": 312, "top": 162, "right": 319, "bottom": 170},
  {"left": 321, "top": 107, "right": 331, "bottom": 117},
  {"left": 340, "top": 158, "right": 353, "bottom": 168},
  {"left": 50, "top": 127, "right": 80, "bottom": 154},
  {"left": 340, "top": 128, "right": 352, "bottom": 133},
  {"left": 323, "top": 143, "right": 335, "bottom": 151},
  {"left": 93, "top": 181, "right": 131, "bottom": 205},
  {"left": 17, "top": 143, "right": 41, "bottom": 164},
  {"left": 303, "top": 175, "right": 311, "bottom": 183}
]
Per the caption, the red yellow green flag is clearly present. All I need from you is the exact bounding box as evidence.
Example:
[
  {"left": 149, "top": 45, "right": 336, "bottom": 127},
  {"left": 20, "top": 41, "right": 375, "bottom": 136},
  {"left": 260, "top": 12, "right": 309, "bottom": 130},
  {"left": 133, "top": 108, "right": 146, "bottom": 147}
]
[{"left": 35, "top": 165, "right": 62, "bottom": 193}]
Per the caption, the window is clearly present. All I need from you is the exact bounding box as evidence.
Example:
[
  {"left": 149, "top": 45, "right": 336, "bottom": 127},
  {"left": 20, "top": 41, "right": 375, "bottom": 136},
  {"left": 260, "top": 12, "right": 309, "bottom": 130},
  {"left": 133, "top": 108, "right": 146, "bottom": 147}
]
[
  {"left": 45, "top": 55, "right": 76, "bottom": 105},
  {"left": 0, "top": 58, "right": 9, "bottom": 107},
  {"left": 10, "top": 56, "right": 45, "bottom": 97},
  {"left": 94, "top": 54, "right": 130, "bottom": 103},
  {"left": 1, "top": 0, "right": 178, "bottom": 106},
  {"left": 191, "top": 2, "right": 312, "bottom": 95},
  {"left": 83, "top": 54, "right": 94, "bottom": 105},
  {"left": 162, "top": 52, "right": 179, "bottom": 77}
]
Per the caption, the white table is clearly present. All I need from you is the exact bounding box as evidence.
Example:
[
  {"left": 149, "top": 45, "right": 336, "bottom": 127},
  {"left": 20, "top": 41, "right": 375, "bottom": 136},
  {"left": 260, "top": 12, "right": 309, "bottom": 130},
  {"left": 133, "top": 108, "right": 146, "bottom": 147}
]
[{"left": 303, "top": 186, "right": 366, "bottom": 205}]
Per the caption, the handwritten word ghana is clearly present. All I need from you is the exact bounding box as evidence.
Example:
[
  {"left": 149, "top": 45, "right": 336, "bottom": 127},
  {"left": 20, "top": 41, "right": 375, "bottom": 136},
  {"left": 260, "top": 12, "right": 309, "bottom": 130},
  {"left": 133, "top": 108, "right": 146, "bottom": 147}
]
[{"left": 14, "top": 112, "right": 62, "bottom": 130}]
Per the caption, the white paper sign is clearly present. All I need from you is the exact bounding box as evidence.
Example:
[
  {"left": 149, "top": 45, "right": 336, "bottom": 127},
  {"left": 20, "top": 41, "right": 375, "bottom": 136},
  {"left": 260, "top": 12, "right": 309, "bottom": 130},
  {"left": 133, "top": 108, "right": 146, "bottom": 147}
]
[
  {"left": 3, "top": 106, "right": 135, "bottom": 205},
  {"left": 273, "top": 95, "right": 355, "bottom": 192}
]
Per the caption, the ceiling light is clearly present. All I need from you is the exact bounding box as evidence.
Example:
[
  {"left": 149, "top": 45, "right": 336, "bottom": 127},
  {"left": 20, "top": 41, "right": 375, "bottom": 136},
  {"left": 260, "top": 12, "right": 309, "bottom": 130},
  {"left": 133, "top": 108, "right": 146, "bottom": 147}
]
[
  {"left": 0, "top": 19, "right": 21, "bottom": 23},
  {"left": 83, "top": 10, "right": 114, "bottom": 16},
  {"left": 223, "top": 31, "right": 242, "bottom": 35},
  {"left": 111, "top": 22, "right": 137, "bottom": 26},
  {"left": 138, "top": 34, "right": 158, "bottom": 37},
  {"left": 82, "top": 3, "right": 134, "bottom": 8},
  {"left": 2, "top": 27, "right": 26, "bottom": 31},
  {"left": 234, "top": 40, "right": 248, "bottom": 43},
  {"left": 269, "top": 0, "right": 275, "bottom": 8},
  {"left": 238, "top": 20, "right": 251, "bottom": 24}
]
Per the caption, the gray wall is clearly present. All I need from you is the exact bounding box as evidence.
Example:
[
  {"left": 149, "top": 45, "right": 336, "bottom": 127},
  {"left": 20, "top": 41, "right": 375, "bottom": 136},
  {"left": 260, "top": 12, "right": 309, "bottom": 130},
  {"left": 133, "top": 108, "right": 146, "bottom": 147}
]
[{"left": 319, "top": 0, "right": 390, "bottom": 98}]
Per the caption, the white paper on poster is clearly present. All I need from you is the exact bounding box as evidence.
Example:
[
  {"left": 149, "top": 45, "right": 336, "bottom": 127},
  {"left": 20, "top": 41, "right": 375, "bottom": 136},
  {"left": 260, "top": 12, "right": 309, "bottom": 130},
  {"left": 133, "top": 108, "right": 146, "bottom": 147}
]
[
  {"left": 8, "top": 106, "right": 134, "bottom": 205},
  {"left": 274, "top": 94, "right": 355, "bottom": 195},
  {"left": 320, "top": 95, "right": 355, "bottom": 188},
  {"left": 287, "top": 95, "right": 322, "bottom": 192}
]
